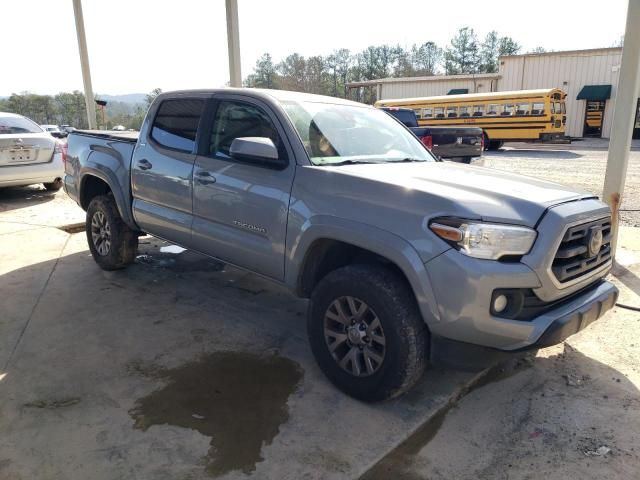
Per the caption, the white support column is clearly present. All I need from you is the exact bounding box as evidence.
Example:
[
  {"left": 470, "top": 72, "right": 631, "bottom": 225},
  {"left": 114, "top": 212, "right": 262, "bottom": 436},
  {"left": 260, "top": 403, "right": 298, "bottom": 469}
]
[
  {"left": 225, "top": 0, "right": 242, "bottom": 87},
  {"left": 71, "top": 0, "right": 97, "bottom": 129},
  {"left": 603, "top": 0, "right": 640, "bottom": 256}
]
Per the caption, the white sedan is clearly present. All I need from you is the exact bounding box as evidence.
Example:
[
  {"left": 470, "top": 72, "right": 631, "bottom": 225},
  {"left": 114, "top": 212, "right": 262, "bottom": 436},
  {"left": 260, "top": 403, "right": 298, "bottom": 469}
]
[{"left": 0, "top": 112, "right": 65, "bottom": 191}]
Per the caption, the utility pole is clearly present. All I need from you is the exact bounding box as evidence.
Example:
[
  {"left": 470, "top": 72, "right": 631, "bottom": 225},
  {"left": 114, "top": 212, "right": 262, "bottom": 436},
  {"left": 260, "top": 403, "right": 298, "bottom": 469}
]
[
  {"left": 72, "top": 0, "right": 97, "bottom": 129},
  {"left": 603, "top": 0, "right": 640, "bottom": 256},
  {"left": 225, "top": 0, "right": 242, "bottom": 87}
]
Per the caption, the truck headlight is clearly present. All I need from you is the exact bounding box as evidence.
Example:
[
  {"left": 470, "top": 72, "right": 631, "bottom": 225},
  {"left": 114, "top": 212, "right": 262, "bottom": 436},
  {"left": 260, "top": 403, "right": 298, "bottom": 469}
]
[{"left": 429, "top": 219, "right": 537, "bottom": 260}]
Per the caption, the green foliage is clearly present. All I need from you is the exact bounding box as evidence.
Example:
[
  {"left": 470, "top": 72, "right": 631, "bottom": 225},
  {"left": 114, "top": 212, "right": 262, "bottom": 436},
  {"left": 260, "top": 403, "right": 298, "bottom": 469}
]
[
  {"left": 1, "top": 88, "right": 160, "bottom": 130},
  {"left": 445, "top": 27, "right": 480, "bottom": 74},
  {"left": 243, "top": 27, "right": 525, "bottom": 101}
]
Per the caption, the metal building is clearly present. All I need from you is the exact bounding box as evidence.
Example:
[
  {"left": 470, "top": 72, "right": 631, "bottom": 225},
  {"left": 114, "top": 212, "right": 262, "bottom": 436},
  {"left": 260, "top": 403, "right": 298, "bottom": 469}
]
[{"left": 347, "top": 47, "right": 640, "bottom": 139}]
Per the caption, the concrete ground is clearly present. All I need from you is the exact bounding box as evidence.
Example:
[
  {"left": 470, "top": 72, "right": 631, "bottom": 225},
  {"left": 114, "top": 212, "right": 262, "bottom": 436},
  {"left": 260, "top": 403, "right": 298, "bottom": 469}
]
[
  {"left": 1, "top": 142, "right": 639, "bottom": 480},
  {"left": 0, "top": 186, "right": 479, "bottom": 480}
]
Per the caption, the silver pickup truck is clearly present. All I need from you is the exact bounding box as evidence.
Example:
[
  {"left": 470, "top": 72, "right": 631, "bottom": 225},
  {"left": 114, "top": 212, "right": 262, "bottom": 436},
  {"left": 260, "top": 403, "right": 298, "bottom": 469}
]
[{"left": 64, "top": 88, "right": 618, "bottom": 401}]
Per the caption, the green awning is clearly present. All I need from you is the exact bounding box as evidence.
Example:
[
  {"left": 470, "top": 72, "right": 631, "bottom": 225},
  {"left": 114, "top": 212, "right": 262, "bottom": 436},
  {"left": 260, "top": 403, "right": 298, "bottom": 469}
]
[
  {"left": 448, "top": 88, "right": 468, "bottom": 95},
  {"left": 576, "top": 85, "right": 612, "bottom": 101}
]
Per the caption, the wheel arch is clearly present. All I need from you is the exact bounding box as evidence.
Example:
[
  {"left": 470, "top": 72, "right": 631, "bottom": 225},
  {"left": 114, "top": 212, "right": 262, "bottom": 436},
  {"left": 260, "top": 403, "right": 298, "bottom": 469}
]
[
  {"left": 79, "top": 166, "right": 138, "bottom": 230},
  {"left": 286, "top": 217, "right": 441, "bottom": 325}
]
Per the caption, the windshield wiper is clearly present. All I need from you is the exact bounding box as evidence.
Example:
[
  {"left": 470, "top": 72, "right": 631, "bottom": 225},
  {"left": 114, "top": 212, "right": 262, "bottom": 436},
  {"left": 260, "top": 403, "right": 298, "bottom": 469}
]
[{"left": 316, "top": 159, "right": 376, "bottom": 167}]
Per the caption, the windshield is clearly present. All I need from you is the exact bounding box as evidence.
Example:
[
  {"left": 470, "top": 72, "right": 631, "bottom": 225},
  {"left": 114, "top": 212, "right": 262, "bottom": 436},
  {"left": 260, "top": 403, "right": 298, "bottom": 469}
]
[
  {"left": 281, "top": 100, "right": 435, "bottom": 165},
  {"left": 0, "top": 115, "right": 43, "bottom": 135}
]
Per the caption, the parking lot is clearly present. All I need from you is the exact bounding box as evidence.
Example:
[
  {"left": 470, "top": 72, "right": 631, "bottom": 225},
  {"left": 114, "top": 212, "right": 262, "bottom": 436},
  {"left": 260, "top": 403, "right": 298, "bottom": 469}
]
[{"left": 1, "top": 142, "right": 639, "bottom": 480}]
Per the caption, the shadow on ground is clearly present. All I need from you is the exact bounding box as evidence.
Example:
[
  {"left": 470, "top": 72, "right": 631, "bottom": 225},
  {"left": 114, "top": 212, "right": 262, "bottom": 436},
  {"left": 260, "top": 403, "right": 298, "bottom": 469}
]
[{"left": 0, "top": 185, "right": 57, "bottom": 213}]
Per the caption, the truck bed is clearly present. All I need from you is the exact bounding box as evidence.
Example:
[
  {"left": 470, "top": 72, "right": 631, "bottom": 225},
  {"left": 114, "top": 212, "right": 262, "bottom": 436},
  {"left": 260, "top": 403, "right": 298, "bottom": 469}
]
[{"left": 72, "top": 130, "right": 139, "bottom": 143}]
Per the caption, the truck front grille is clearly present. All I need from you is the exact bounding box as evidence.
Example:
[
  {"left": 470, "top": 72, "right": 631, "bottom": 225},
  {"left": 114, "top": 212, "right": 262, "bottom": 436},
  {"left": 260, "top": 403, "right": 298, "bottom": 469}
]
[{"left": 552, "top": 217, "right": 611, "bottom": 283}]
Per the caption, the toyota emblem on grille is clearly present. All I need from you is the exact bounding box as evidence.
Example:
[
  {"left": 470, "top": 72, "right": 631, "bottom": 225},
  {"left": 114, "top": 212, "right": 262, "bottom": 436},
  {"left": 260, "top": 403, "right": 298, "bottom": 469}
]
[{"left": 586, "top": 226, "right": 603, "bottom": 257}]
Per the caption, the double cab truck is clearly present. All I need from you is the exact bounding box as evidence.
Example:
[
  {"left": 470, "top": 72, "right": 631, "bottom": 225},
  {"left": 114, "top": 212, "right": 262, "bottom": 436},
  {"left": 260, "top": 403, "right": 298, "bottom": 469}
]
[
  {"left": 379, "top": 106, "right": 483, "bottom": 163},
  {"left": 65, "top": 88, "right": 618, "bottom": 401}
]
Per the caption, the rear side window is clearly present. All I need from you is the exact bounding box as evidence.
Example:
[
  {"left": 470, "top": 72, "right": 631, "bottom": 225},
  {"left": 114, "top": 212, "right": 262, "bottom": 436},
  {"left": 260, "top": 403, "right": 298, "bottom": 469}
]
[
  {"left": 0, "top": 115, "right": 43, "bottom": 134},
  {"left": 151, "top": 99, "right": 204, "bottom": 152}
]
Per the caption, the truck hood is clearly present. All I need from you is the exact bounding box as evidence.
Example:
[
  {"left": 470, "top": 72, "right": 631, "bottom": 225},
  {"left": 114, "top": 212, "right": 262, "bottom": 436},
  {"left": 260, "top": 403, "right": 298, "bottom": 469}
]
[{"left": 321, "top": 161, "right": 595, "bottom": 227}]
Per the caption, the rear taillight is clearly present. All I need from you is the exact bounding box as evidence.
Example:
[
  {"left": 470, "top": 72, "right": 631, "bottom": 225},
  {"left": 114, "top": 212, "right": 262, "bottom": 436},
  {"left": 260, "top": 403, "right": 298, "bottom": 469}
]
[
  {"left": 480, "top": 134, "right": 484, "bottom": 151},
  {"left": 55, "top": 141, "right": 68, "bottom": 163},
  {"left": 420, "top": 135, "right": 433, "bottom": 150}
]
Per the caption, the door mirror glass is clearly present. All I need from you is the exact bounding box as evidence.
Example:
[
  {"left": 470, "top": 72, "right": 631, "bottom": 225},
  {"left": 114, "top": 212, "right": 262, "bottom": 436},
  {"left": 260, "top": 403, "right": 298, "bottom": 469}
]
[{"left": 230, "top": 137, "right": 281, "bottom": 166}]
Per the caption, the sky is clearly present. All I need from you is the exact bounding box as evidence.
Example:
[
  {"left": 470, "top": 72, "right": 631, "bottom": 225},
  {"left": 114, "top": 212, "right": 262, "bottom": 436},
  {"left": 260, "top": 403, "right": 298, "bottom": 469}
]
[{"left": 0, "top": 0, "right": 629, "bottom": 96}]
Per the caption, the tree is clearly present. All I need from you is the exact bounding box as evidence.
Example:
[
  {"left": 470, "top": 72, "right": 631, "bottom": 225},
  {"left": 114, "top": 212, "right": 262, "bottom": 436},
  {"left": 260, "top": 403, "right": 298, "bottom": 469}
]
[
  {"left": 412, "top": 41, "right": 442, "bottom": 76},
  {"left": 253, "top": 53, "right": 278, "bottom": 89},
  {"left": 479, "top": 31, "right": 500, "bottom": 73},
  {"left": 145, "top": 88, "right": 162, "bottom": 108},
  {"left": 445, "top": 27, "right": 480, "bottom": 74},
  {"left": 529, "top": 46, "right": 547, "bottom": 54},
  {"left": 278, "top": 53, "right": 306, "bottom": 91},
  {"left": 498, "top": 36, "right": 521, "bottom": 57}
]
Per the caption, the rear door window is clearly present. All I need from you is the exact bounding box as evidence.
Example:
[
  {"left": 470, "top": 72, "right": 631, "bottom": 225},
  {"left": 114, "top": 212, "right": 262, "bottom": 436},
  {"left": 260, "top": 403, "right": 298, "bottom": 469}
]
[{"left": 151, "top": 99, "right": 205, "bottom": 152}]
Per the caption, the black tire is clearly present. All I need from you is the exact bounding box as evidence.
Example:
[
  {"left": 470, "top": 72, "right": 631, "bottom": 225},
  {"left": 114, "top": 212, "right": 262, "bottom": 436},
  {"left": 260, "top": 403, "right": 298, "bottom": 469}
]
[
  {"left": 43, "top": 178, "right": 63, "bottom": 191},
  {"left": 454, "top": 157, "right": 472, "bottom": 164},
  {"left": 488, "top": 140, "right": 503, "bottom": 151},
  {"left": 308, "top": 264, "right": 429, "bottom": 402},
  {"left": 86, "top": 194, "right": 138, "bottom": 270}
]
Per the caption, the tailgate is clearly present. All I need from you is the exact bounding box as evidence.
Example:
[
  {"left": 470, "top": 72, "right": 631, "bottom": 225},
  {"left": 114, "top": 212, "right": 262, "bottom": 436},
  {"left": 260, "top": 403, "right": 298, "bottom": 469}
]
[{"left": 0, "top": 133, "right": 55, "bottom": 166}]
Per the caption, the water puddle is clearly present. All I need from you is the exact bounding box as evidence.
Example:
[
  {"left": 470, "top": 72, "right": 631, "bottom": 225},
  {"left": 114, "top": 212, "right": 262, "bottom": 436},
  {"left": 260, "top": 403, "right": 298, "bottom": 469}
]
[{"left": 129, "top": 352, "right": 303, "bottom": 476}]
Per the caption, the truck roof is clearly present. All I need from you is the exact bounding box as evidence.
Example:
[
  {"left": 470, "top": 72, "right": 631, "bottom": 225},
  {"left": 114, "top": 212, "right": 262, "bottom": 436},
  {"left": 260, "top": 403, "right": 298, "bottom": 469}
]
[{"left": 158, "top": 88, "right": 368, "bottom": 107}]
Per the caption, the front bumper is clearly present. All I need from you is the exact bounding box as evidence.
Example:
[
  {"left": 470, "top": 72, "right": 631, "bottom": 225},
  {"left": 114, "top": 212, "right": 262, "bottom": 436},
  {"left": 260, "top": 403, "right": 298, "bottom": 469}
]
[
  {"left": 425, "top": 247, "right": 618, "bottom": 351},
  {"left": 523, "top": 280, "right": 618, "bottom": 350}
]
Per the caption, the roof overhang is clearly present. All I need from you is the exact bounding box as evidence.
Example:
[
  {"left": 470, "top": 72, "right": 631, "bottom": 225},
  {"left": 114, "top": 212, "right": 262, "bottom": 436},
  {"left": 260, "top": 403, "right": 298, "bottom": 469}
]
[
  {"left": 576, "top": 85, "right": 612, "bottom": 101},
  {"left": 345, "top": 73, "right": 501, "bottom": 88}
]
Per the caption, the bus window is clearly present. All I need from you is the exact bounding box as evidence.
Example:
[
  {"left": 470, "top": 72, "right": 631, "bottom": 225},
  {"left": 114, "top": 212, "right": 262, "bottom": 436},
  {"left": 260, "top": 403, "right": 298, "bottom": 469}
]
[
  {"left": 414, "top": 109, "right": 423, "bottom": 119},
  {"left": 501, "top": 104, "right": 514, "bottom": 116},
  {"left": 447, "top": 106, "right": 458, "bottom": 117},
  {"left": 532, "top": 102, "right": 545, "bottom": 115},
  {"left": 422, "top": 108, "right": 433, "bottom": 118},
  {"left": 472, "top": 105, "right": 484, "bottom": 116},
  {"left": 434, "top": 107, "right": 445, "bottom": 118},
  {"left": 487, "top": 104, "right": 499, "bottom": 115},
  {"left": 516, "top": 103, "right": 530, "bottom": 115},
  {"left": 459, "top": 106, "right": 470, "bottom": 117}
]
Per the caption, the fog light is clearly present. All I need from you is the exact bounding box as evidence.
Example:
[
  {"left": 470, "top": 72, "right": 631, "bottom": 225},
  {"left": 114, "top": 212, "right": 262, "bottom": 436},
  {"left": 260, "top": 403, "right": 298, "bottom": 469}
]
[{"left": 493, "top": 294, "right": 508, "bottom": 313}]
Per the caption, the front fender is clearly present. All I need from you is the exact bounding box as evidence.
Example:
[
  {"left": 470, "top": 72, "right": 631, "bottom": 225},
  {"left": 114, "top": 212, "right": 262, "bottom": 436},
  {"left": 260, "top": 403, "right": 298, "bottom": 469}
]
[{"left": 285, "top": 214, "right": 441, "bottom": 325}]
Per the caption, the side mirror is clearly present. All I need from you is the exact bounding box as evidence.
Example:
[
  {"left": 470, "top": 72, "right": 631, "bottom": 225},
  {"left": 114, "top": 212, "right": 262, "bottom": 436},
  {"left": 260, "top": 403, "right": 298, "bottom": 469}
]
[{"left": 230, "top": 137, "right": 283, "bottom": 167}]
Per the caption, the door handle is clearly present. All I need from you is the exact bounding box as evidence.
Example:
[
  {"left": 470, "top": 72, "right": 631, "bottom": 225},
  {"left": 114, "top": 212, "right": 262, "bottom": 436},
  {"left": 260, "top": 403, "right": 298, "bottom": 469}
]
[
  {"left": 137, "top": 159, "right": 153, "bottom": 170},
  {"left": 195, "top": 170, "right": 216, "bottom": 184}
]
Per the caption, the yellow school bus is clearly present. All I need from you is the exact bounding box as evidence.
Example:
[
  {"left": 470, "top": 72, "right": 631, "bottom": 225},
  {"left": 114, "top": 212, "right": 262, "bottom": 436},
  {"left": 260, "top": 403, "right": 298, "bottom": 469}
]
[{"left": 375, "top": 88, "right": 567, "bottom": 150}]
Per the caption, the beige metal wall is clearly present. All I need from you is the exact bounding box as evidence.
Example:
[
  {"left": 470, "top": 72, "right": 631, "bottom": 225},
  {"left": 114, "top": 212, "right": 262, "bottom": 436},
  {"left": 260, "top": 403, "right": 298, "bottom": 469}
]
[
  {"left": 499, "top": 49, "right": 622, "bottom": 138},
  {"left": 380, "top": 77, "right": 497, "bottom": 99}
]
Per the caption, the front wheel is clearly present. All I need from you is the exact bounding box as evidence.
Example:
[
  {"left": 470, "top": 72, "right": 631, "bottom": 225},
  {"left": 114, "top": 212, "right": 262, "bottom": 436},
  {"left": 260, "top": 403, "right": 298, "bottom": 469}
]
[
  {"left": 86, "top": 194, "right": 138, "bottom": 270},
  {"left": 308, "top": 264, "right": 429, "bottom": 402}
]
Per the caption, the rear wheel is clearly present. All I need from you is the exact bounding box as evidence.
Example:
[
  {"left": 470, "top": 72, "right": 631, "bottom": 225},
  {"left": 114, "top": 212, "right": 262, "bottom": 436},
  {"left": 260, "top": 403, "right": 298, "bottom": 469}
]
[
  {"left": 86, "top": 194, "right": 138, "bottom": 270},
  {"left": 488, "top": 140, "right": 503, "bottom": 151},
  {"left": 308, "top": 264, "right": 429, "bottom": 402},
  {"left": 43, "top": 178, "right": 63, "bottom": 191}
]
